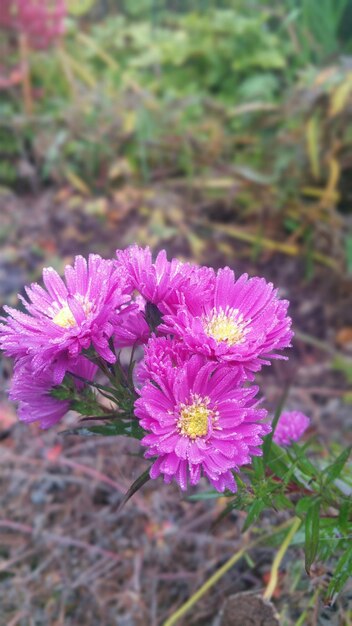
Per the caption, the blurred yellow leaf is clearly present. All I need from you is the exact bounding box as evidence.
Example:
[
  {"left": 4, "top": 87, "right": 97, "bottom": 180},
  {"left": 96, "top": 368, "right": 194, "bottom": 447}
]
[
  {"left": 66, "top": 0, "right": 96, "bottom": 16},
  {"left": 306, "top": 116, "right": 321, "bottom": 180},
  {"left": 229, "top": 102, "right": 278, "bottom": 116},
  {"left": 77, "top": 33, "right": 120, "bottom": 70},
  {"left": 321, "top": 158, "right": 340, "bottom": 206},
  {"left": 207, "top": 221, "right": 337, "bottom": 268},
  {"left": 59, "top": 49, "right": 96, "bottom": 88},
  {"left": 123, "top": 112, "right": 136, "bottom": 134},
  {"left": 65, "top": 169, "right": 90, "bottom": 195},
  {"left": 301, "top": 186, "right": 339, "bottom": 202},
  {"left": 186, "top": 232, "right": 206, "bottom": 261},
  {"left": 329, "top": 75, "right": 352, "bottom": 117},
  {"left": 108, "top": 159, "right": 133, "bottom": 180},
  {"left": 85, "top": 198, "right": 108, "bottom": 216}
]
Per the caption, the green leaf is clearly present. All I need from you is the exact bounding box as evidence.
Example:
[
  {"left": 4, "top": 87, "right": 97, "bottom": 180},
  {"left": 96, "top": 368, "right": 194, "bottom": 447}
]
[
  {"left": 187, "top": 490, "right": 220, "bottom": 501},
  {"left": 263, "top": 387, "right": 289, "bottom": 464},
  {"left": 345, "top": 235, "right": 352, "bottom": 275},
  {"left": 338, "top": 501, "right": 351, "bottom": 534},
  {"left": 251, "top": 456, "right": 264, "bottom": 479},
  {"left": 290, "top": 443, "right": 317, "bottom": 478},
  {"left": 117, "top": 467, "right": 151, "bottom": 512},
  {"left": 60, "top": 427, "right": 101, "bottom": 437},
  {"left": 88, "top": 421, "right": 145, "bottom": 440},
  {"left": 273, "top": 493, "right": 294, "bottom": 511},
  {"left": 304, "top": 499, "right": 320, "bottom": 574},
  {"left": 51, "top": 385, "right": 73, "bottom": 401},
  {"left": 243, "top": 498, "right": 266, "bottom": 532},
  {"left": 296, "top": 496, "right": 315, "bottom": 516},
  {"left": 60, "top": 420, "right": 145, "bottom": 440},
  {"left": 323, "top": 446, "right": 351, "bottom": 485},
  {"left": 266, "top": 442, "right": 291, "bottom": 477},
  {"left": 325, "top": 543, "right": 352, "bottom": 605}
]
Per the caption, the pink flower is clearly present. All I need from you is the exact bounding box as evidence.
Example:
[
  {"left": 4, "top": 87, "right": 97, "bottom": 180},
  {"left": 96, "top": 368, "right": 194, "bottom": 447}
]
[
  {"left": 160, "top": 267, "right": 293, "bottom": 372},
  {"left": 9, "top": 356, "right": 97, "bottom": 429},
  {"left": 115, "top": 245, "right": 215, "bottom": 315},
  {"left": 0, "top": 0, "right": 66, "bottom": 50},
  {"left": 273, "top": 411, "right": 310, "bottom": 446},
  {"left": 134, "top": 355, "right": 269, "bottom": 492},
  {"left": 136, "top": 336, "right": 189, "bottom": 386},
  {"left": 0, "top": 255, "right": 130, "bottom": 383},
  {"left": 114, "top": 307, "right": 150, "bottom": 349}
]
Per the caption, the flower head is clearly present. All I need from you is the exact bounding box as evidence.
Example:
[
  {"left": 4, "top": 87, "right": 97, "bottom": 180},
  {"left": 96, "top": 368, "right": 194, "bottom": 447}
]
[
  {"left": 114, "top": 301, "right": 150, "bottom": 349},
  {"left": 161, "top": 267, "right": 293, "bottom": 372},
  {"left": 0, "top": 0, "right": 66, "bottom": 50},
  {"left": 9, "top": 356, "right": 97, "bottom": 429},
  {"left": 273, "top": 410, "right": 310, "bottom": 447},
  {"left": 135, "top": 355, "right": 269, "bottom": 492},
  {"left": 115, "top": 245, "right": 215, "bottom": 315},
  {"left": 0, "top": 255, "right": 129, "bottom": 383},
  {"left": 136, "top": 335, "right": 189, "bottom": 386}
]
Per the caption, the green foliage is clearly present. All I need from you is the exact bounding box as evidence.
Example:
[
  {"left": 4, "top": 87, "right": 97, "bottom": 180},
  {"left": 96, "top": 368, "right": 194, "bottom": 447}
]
[
  {"left": 189, "top": 432, "right": 352, "bottom": 601},
  {"left": 304, "top": 498, "right": 320, "bottom": 574},
  {"left": 62, "top": 420, "right": 145, "bottom": 440},
  {"left": 2, "top": 0, "right": 351, "bottom": 260},
  {"left": 286, "top": 0, "right": 352, "bottom": 64}
]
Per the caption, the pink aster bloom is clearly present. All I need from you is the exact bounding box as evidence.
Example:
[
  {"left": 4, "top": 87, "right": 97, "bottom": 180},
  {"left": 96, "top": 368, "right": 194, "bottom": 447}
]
[
  {"left": 273, "top": 411, "right": 310, "bottom": 447},
  {"left": 160, "top": 266, "right": 293, "bottom": 372},
  {"left": 134, "top": 355, "right": 269, "bottom": 492},
  {"left": 115, "top": 245, "right": 215, "bottom": 315},
  {"left": 9, "top": 356, "right": 97, "bottom": 429},
  {"left": 114, "top": 296, "right": 150, "bottom": 349},
  {"left": 136, "top": 336, "right": 189, "bottom": 386},
  {"left": 0, "top": 255, "right": 130, "bottom": 383}
]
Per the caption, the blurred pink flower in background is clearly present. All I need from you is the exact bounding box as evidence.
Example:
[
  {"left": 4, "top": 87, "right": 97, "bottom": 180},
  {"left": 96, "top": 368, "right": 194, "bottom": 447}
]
[
  {"left": 0, "top": 0, "right": 66, "bottom": 49},
  {"left": 273, "top": 410, "right": 310, "bottom": 447}
]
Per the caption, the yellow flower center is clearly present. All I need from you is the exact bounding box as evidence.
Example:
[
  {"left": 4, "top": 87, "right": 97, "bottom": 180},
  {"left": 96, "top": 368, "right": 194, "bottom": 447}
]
[
  {"left": 52, "top": 298, "right": 92, "bottom": 329},
  {"left": 203, "top": 307, "right": 247, "bottom": 346},
  {"left": 52, "top": 305, "right": 76, "bottom": 328},
  {"left": 177, "top": 395, "right": 212, "bottom": 439}
]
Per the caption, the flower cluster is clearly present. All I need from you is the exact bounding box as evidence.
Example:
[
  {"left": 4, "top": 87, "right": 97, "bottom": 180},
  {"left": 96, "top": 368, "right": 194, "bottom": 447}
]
[
  {"left": 0, "top": 254, "right": 131, "bottom": 427},
  {"left": 1, "top": 246, "right": 296, "bottom": 492},
  {"left": 0, "top": 0, "right": 66, "bottom": 50}
]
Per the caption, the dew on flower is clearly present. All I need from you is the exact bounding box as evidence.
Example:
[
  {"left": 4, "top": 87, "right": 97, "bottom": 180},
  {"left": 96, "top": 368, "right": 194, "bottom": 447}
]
[
  {"left": 52, "top": 298, "right": 93, "bottom": 328},
  {"left": 203, "top": 307, "right": 249, "bottom": 346},
  {"left": 177, "top": 394, "right": 216, "bottom": 439},
  {"left": 52, "top": 305, "right": 77, "bottom": 328}
]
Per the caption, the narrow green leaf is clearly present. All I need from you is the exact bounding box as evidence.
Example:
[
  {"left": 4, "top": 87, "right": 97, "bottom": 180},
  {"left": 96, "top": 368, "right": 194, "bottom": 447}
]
[
  {"left": 345, "top": 235, "right": 352, "bottom": 275},
  {"left": 243, "top": 498, "right": 266, "bottom": 532},
  {"left": 323, "top": 446, "right": 351, "bottom": 485},
  {"left": 89, "top": 421, "right": 145, "bottom": 440},
  {"left": 273, "top": 493, "right": 294, "bottom": 511},
  {"left": 325, "top": 543, "right": 352, "bottom": 605},
  {"left": 296, "top": 496, "right": 315, "bottom": 516},
  {"left": 251, "top": 456, "right": 264, "bottom": 479},
  {"left": 338, "top": 501, "right": 351, "bottom": 534},
  {"left": 187, "top": 490, "right": 220, "bottom": 501},
  {"left": 304, "top": 499, "right": 320, "bottom": 574},
  {"left": 60, "top": 420, "right": 145, "bottom": 440},
  {"left": 263, "top": 386, "right": 289, "bottom": 463},
  {"left": 290, "top": 443, "right": 317, "bottom": 478},
  {"left": 60, "top": 427, "right": 100, "bottom": 437},
  {"left": 117, "top": 467, "right": 151, "bottom": 512},
  {"left": 266, "top": 442, "right": 291, "bottom": 477}
]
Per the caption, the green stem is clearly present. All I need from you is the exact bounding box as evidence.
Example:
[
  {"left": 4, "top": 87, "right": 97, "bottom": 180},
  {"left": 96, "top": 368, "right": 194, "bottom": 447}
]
[
  {"left": 263, "top": 516, "right": 302, "bottom": 600},
  {"left": 162, "top": 518, "right": 296, "bottom": 626}
]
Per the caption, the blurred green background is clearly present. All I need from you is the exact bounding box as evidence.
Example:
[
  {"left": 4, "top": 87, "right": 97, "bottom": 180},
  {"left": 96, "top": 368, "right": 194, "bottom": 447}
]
[{"left": 0, "top": 0, "right": 351, "bottom": 277}]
